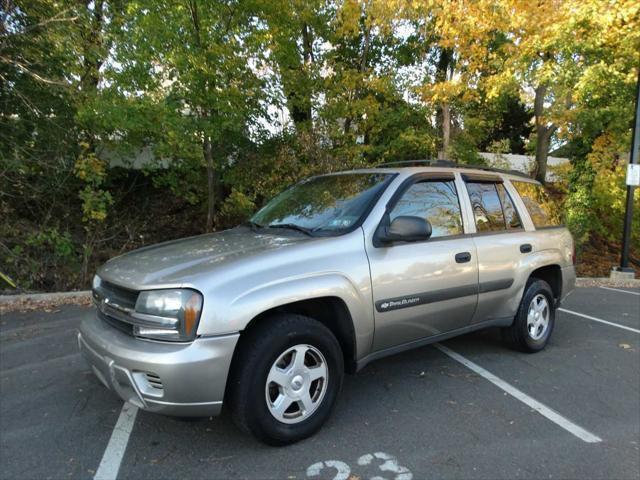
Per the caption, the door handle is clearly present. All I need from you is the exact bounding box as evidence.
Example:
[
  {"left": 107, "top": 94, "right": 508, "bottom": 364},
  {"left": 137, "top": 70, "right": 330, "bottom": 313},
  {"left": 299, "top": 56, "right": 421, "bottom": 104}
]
[
  {"left": 455, "top": 252, "right": 472, "bottom": 263},
  {"left": 520, "top": 244, "right": 533, "bottom": 253}
]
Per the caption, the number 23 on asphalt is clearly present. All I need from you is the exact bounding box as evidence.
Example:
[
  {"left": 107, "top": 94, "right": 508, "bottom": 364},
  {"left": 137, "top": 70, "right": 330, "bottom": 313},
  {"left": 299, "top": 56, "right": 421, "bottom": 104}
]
[{"left": 306, "top": 452, "right": 412, "bottom": 480}]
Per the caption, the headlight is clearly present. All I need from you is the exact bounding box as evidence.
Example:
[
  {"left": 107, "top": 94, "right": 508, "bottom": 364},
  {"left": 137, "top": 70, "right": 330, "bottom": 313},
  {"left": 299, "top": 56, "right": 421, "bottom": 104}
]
[{"left": 133, "top": 289, "right": 203, "bottom": 342}]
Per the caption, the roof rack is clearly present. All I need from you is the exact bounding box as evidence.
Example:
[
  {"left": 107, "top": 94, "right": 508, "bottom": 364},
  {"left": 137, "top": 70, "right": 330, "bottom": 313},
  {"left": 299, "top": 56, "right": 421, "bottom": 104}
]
[{"left": 376, "top": 159, "right": 532, "bottom": 179}]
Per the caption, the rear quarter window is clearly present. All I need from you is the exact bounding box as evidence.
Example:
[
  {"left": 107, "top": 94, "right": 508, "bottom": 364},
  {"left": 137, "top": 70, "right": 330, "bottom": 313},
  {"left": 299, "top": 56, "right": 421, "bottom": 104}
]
[{"left": 511, "top": 181, "right": 561, "bottom": 228}]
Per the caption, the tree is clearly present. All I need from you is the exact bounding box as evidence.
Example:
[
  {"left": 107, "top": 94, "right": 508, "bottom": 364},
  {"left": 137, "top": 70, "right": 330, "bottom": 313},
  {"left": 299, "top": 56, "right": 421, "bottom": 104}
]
[
  {"left": 103, "top": 0, "right": 266, "bottom": 230},
  {"left": 260, "top": 0, "right": 329, "bottom": 131},
  {"left": 412, "top": 0, "right": 640, "bottom": 182},
  {"left": 2, "top": 0, "right": 639, "bottom": 290}
]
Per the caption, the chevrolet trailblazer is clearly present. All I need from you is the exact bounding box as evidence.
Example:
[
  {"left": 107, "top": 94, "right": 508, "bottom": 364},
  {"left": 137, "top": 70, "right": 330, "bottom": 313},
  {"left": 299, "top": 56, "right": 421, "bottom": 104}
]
[{"left": 78, "top": 161, "right": 576, "bottom": 445}]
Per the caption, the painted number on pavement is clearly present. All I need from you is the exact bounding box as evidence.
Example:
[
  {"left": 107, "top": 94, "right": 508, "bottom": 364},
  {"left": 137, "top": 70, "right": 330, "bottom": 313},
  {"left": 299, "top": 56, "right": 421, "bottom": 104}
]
[{"left": 306, "top": 452, "right": 413, "bottom": 480}]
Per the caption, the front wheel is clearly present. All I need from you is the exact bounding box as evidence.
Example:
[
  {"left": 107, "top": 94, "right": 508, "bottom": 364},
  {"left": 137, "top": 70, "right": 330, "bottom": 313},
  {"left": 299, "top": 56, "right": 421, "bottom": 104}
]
[
  {"left": 226, "top": 314, "right": 344, "bottom": 445},
  {"left": 503, "top": 278, "right": 555, "bottom": 353}
]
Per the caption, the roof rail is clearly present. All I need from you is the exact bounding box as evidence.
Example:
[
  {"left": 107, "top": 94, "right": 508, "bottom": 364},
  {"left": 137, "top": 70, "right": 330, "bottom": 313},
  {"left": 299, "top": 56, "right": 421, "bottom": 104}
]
[
  {"left": 376, "top": 158, "right": 532, "bottom": 179},
  {"left": 377, "top": 159, "right": 453, "bottom": 168}
]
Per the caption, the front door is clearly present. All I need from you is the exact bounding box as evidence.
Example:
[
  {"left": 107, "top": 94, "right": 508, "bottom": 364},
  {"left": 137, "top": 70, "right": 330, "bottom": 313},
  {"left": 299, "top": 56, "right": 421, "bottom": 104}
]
[{"left": 365, "top": 174, "right": 479, "bottom": 352}]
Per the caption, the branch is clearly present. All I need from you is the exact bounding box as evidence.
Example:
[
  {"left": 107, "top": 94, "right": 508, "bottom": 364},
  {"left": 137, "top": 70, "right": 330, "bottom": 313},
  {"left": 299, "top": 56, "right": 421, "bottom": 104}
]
[
  {"left": 0, "top": 8, "right": 78, "bottom": 38},
  {"left": 0, "top": 72, "right": 44, "bottom": 115},
  {"left": 187, "top": 0, "right": 202, "bottom": 48},
  {"left": 0, "top": 55, "right": 68, "bottom": 86}
]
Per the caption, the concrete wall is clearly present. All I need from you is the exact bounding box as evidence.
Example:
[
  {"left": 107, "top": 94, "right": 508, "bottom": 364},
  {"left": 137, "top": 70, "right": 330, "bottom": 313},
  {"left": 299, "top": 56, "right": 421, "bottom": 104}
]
[{"left": 478, "top": 152, "right": 569, "bottom": 182}]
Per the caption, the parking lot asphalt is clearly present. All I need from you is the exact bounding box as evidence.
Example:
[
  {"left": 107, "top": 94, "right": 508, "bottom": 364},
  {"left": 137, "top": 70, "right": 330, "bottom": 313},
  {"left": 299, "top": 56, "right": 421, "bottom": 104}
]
[{"left": 1, "top": 286, "right": 638, "bottom": 480}]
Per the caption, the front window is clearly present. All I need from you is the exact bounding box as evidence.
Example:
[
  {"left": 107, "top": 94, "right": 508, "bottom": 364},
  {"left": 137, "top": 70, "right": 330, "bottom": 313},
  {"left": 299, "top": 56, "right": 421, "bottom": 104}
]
[
  {"left": 389, "top": 180, "right": 463, "bottom": 238},
  {"left": 250, "top": 173, "right": 393, "bottom": 235}
]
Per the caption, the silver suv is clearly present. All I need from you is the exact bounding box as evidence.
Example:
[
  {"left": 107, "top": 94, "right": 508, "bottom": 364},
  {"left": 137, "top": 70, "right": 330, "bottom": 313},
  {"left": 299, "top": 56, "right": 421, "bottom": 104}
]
[{"left": 78, "top": 163, "right": 576, "bottom": 445}]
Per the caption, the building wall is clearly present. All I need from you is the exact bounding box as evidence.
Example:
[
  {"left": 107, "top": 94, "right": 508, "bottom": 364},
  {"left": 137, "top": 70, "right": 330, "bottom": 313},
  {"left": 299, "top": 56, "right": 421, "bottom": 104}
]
[{"left": 478, "top": 152, "right": 569, "bottom": 182}]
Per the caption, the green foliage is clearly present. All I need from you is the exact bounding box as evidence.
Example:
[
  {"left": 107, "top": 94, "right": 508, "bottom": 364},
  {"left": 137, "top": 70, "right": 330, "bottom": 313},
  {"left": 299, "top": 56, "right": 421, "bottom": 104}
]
[
  {"left": 563, "top": 160, "right": 596, "bottom": 248},
  {"left": 449, "top": 133, "right": 485, "bottom": 165},
  {"left": 4, "top": 227, "right": 79, "bottom": 290},
  {"left": 554, "top": 132, "right": 640, "bottom": 254},
  {"left": 1, "top": 0, "right": 639, "bottom": 291},
  {"left": 75, "top": 147, "right": 113, "bottom": 222},
  {"left": 218, "top": 190, "right": 256, "bottom": 228}
]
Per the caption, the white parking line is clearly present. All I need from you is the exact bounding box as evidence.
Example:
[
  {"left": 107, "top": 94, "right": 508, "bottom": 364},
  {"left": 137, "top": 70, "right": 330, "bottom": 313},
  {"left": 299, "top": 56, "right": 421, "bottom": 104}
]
[
  {"left": 599, "top": 286, "right": 640, "bottom": 296},
  {"left": 94, "top": 402, "right": 138, "bottom": 480},
  {"left": 558, "top": 308, "right": 640, "bottom": 334},
  {"left": 434, "top": 344, "right": 602, "bottom": 444}
]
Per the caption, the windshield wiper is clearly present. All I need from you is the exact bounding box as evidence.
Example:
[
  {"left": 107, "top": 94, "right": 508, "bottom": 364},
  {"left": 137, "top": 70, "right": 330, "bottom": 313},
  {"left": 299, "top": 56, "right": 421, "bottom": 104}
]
[
  {"left": 239, "top": 220, "right": 264, "bottom": 232},
  {"left": 266, "top": 223, "right": 315, "bottom": 236}
]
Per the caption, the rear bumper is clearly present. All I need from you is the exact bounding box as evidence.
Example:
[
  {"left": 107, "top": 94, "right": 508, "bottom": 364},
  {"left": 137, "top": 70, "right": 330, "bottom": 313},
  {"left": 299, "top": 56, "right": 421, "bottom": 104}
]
[
  {"left": 78, "top": 312, "right": 239, "bottom": 417},
  {"left": 560, "top": 265, "right": 576, "bottom": 304}
]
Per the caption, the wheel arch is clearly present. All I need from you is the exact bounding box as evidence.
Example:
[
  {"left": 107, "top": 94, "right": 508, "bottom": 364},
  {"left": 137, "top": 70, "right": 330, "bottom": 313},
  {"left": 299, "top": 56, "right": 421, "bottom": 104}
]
[
  {"left": 224, "top": 272, "right": 372, "bottom": 369},
  {"left": 239, "top": 296, "right": 358, "bottom": 373},
  {"left": 528, "top": 264, "right": 562, "bottom": 304}
]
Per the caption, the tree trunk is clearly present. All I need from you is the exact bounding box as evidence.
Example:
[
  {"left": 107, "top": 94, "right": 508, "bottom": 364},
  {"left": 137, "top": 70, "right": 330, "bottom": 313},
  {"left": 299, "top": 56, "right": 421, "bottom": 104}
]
[
  {"left": 438, "top": 103, "right": 451, "bottom": 160},
  {"left": 342, "top": 24, "right": 371, "bottom": 137},
  {"left": 279, "top": 23, "right": 314, "bottom": 128},
  {"left": 80, "top": 0, "right": 105, "bottom": 95},
  {"left": 190, "top": 2, "right": 218, "bottom": 231},
  {"left": 78, "top": 0, "right": 106, "bottom": 287},
  {"left": 535, "top": 127, "right": 551, "bottom": 183},
  {"left": 436, "top": 48, "right": 452, "bottom": 160},
  {"left": 533, "top": 84, "right": 556, "bottom": 184},
  {"left": 299, "top": 23, "right": 314, "bottom": 124},
  {"left": 359, "top": 25, "right": 371, "bottom": 73},
  {"left": 203, "top": 136, "right": 216, "bottom": 232}
]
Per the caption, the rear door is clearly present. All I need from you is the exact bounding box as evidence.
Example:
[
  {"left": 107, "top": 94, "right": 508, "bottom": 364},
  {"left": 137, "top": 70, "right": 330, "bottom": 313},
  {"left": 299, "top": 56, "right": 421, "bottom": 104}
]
[
  {"left": 459, "top": 173, "right": 529, "bottom": 324},
  {"left": 365, "top": 173, "right": 479, "bottom": 351}
]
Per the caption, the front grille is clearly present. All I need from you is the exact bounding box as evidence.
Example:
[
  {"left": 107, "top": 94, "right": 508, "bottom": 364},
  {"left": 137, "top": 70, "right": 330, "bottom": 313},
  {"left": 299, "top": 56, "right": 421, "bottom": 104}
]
[
  {"left": 94, "top": 280, "right": 139, "bottom": 336},
  {"left": 98, "top": 281, "right": 138, "bottom": 309},
  {"left": 98, "top": 309, "right": 134, "bottom": 335}
]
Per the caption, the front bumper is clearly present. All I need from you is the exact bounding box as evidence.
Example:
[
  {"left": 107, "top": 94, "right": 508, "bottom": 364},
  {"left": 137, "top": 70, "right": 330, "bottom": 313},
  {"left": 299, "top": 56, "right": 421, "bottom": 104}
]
[{"left": 78, "top": 312, "right": 239, "bottom": 417}]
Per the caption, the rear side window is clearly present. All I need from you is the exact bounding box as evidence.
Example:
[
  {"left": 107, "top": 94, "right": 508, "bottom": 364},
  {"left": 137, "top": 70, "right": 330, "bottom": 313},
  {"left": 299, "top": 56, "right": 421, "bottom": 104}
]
[
  {"left": 496, "top": 184, "right": 522, "bottom": 229},
  {"left": 511, "top": 181, "right": 560, "bottom": 228},
  {"left": 465, "top": 182, "right": 505, "bottom": 232},
  {"left": 390, "top": 180, "right": 463, "bottom": 238}
]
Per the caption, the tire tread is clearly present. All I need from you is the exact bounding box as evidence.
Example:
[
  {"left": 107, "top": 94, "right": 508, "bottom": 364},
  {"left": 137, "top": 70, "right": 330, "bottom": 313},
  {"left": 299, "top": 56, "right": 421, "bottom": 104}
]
[
  {"left": 226, "top": 313, "right": 343, "bottom": 445},
  {"left": 503, "top": 278, "right": 555, "bottom": 353}
]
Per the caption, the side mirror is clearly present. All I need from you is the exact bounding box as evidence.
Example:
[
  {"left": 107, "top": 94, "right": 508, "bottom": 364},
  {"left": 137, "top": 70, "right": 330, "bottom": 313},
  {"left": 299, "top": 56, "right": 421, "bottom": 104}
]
[{"left": 378, "top": 215, "right": 432, "bottom": 244}]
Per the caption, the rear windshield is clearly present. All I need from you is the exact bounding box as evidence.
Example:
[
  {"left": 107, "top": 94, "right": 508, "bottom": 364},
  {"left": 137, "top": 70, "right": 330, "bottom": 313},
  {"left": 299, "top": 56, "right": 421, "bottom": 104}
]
[{"left": 511, "top": 181, "right": 560, "bottom": 228}]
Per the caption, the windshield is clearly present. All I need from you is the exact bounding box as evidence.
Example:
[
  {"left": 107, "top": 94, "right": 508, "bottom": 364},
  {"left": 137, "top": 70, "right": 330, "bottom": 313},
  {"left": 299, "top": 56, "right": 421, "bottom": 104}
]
[{"left": 250, "top": 173, "right": 393, "bottom": 235}]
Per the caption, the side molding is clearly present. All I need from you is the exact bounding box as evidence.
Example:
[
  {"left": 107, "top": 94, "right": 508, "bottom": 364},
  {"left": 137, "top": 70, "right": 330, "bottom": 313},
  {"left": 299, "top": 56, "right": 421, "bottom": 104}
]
[{"left": 375, "top": 279, "right": 514, "bottom": 313}]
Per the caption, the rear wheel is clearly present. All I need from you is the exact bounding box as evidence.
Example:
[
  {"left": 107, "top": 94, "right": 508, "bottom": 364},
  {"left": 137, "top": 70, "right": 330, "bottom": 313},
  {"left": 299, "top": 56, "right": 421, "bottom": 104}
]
[
  {"left": 227, "top": 313, "right": 344, "bottom": 445},
  {"left": 503, "top": 278, "right": 555, "bottom": 353}
]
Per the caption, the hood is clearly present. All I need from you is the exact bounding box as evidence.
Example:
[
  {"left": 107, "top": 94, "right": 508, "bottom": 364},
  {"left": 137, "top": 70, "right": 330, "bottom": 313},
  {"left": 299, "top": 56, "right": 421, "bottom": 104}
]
[{"left": 97, "top": 227, "right": 311, "bottom": 288}]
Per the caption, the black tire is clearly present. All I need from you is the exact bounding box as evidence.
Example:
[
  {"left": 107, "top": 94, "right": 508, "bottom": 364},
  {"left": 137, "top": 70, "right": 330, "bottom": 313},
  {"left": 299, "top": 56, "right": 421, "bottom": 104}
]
[
  {"left": 503, "top": 278, "right": 555, "bottom": 353},
  {"left": 226, "top": 313, "right": 344, "bottom": 445}
]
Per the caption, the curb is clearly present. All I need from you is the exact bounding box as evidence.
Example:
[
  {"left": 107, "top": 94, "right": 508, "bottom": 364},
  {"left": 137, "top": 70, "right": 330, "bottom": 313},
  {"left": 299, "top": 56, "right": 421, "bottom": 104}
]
[
  {"left": 0, "top": 290, "right": 92, "bottom": 314},
  {"left": 0, "top": 290, "right": 91, "bottom": 304},
  {"left": 575, "top": 277, "right": 640, "bottom": 288}
]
